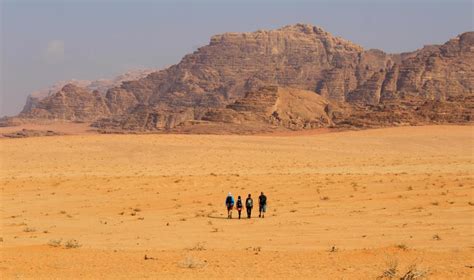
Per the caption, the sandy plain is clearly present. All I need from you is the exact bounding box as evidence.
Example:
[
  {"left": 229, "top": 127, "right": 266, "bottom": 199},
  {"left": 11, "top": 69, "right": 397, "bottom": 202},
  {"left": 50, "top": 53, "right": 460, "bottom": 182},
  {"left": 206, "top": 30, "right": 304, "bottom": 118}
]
[{"left": 0, "top": 125, "right": 473, "bottom": 279}]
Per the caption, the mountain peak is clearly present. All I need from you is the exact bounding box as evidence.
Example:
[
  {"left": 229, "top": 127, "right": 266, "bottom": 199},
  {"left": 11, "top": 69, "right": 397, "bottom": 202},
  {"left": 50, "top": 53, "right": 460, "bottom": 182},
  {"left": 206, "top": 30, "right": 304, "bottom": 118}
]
[{"left": 278, "top": 23, "right": 325, "bottom": 34}]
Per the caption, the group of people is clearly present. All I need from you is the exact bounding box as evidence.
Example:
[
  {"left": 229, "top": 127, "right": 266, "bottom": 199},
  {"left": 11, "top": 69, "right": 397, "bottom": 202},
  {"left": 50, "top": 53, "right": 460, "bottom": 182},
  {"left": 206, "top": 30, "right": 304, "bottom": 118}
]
[{"left": 225, "top": 192, "right": 267, "bottom": 219}]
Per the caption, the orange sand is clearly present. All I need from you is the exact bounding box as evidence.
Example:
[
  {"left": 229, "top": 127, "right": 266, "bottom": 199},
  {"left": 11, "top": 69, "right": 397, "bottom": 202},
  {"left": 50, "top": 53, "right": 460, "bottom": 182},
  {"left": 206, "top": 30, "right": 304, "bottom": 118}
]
[{"left": 1, "top": 125, "right": 473, "bottom": 279}]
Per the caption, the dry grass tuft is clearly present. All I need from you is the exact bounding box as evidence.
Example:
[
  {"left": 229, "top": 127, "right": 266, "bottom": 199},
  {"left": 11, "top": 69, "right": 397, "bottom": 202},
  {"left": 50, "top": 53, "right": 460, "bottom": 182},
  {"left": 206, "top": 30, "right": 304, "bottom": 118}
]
[
  {"left": 64, "top": 239, "right": 81, "bottom": 249},
  {"left": 377, "top": 259, "right": 398, "bottom": 279},
  {"left": 400, "top": 264, "right": 428, "bottom": 280},
  {"left": 178, "top": 256, "right": 207, "bottom": 269},
  {"left": 187, "top": 242, "right": 206, "bottom": 251},
  {"left": 23, "top": 227, "right": 36, "bottom": 233},
  {"left": 47, "top": 239, "right": 62, "bottom": 247},
  {"left": 378, "top": 260, "right": 428, "bottom": 280},
  {"left": 395, "top": 243, "right": 409, "bottom": 251}
]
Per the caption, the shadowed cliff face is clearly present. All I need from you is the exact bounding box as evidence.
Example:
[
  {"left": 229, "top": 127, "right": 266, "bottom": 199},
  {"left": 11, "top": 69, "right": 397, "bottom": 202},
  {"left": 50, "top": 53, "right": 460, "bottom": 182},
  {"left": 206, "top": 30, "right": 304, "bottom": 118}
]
[{"left": 18, "top": 24, "right": 474, "bottom": 131}]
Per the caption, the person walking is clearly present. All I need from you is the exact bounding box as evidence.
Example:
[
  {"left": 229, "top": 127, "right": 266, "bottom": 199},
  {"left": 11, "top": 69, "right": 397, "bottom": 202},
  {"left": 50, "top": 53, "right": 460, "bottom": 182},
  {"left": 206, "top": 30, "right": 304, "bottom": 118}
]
[
  {"left": 236, "top": 196, "right": 243, "bottom": 219},
  {"left": 258, "top": 192, "right": 267, "bottom": 218},
  {"left": 245, "top": 194, "right": 253, "bottom": 219},
  {"left": 225, "top": 192, "right": 235, "bottom": 219}
]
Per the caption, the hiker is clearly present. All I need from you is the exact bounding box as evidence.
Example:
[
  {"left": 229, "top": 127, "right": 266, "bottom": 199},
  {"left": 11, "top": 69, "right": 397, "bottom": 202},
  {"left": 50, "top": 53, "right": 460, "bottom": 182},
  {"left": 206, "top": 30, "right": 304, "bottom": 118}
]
[
  {"left": 258, "top": 192, "right": 267, "bottom": 218},
  {"left": 236, "top": 196, "right": 243, "bottom": 219},
  {"left": 225, "top": 192, "right": 235, "bottom": 219},
  {"left": 245, "top": 194, "right": 253, "bottom": 219}
]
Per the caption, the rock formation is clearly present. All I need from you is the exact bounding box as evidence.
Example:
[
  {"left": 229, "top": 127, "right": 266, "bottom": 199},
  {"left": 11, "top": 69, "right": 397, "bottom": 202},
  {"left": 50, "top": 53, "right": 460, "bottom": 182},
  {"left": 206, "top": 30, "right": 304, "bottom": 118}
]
[
  {"left": 20, "top": 69, "right": 156, "bottom": 118},
  {"left": 203, "top": 86, "right": 338, "bottom": 130},
  {"left": 18, "top": 24, "right": 473, "bottom": 132}
]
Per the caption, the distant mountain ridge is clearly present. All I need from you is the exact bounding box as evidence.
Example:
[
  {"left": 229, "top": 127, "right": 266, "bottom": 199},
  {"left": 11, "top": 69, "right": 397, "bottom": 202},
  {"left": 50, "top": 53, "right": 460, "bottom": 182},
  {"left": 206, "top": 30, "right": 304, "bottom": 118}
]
[
  {"left": 21, "top": 69, "right": 157, "bottom": 115},
  {"left": 18, "top": 24, "right": 473, "bottom": 132}
]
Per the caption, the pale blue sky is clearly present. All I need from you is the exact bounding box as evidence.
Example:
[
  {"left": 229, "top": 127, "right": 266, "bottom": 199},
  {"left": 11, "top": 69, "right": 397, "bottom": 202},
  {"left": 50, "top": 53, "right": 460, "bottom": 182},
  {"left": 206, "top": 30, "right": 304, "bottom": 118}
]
[{"left": 1, "top": 0, "right": 472, "bottom": 116}]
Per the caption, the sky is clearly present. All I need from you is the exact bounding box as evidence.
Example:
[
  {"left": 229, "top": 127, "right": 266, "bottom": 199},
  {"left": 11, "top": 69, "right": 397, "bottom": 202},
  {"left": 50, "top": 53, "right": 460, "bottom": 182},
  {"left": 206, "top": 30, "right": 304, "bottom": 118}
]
[{"left": 1, "top": 0, "right": 472, "bottom": 116}]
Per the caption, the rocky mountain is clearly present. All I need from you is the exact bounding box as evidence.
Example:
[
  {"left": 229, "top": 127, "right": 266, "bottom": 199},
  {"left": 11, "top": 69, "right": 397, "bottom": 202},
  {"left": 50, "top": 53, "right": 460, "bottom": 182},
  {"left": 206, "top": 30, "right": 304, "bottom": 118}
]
[
  {"left": 20, "top": 69, "right": 156, "bottom": 118},
  {"left": 18, "top": 24, "right": 473, "bottom": 132}
]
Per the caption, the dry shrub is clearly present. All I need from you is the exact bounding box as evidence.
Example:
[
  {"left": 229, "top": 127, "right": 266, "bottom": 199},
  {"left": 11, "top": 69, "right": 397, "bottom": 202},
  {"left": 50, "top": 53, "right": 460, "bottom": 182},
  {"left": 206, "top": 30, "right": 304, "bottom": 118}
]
[
  {"left": 378, "top": 259, "right": 398, "bottom": 279},
  {"left": 400, "top": 264, "right": 428, "bottom": 280},
  {"left": 47, "top": 239, "right": 62, "bottom": 247},
  {"left": 23, "top": 227, "right": 36, "bottom": 232},
  {"left": 378, "top": 259, "right": 428, "bottom": 280},
  {"left": 432, "top": 234, "right": 441, "bottom": 241},
  {"left": 395, "top": 243, "right": 408, "bottom": 251},
  {"left": 178, "top": 256, "right": 207, "bottom": 269},
  {"left": 188, "top": 242, "right": 206, "bottom": 251},
  {"left": 64, "top": 239, "right": 81, "bottom": 249}
]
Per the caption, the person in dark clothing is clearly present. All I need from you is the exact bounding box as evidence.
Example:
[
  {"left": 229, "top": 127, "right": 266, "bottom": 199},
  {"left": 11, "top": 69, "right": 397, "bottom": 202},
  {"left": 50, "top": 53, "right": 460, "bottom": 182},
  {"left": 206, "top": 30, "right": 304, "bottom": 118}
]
[
  {"left": 258, "top": 192, "right": 267, "bottom": 218},
  {"left": 245, "top": 194, "right": 253, "bottom": 219},
  {"left": 236, "top": 196, "right": 243, "bottom": 219},
  {"left": 225, "top": 192, "right": 235, "bottom": 219}
]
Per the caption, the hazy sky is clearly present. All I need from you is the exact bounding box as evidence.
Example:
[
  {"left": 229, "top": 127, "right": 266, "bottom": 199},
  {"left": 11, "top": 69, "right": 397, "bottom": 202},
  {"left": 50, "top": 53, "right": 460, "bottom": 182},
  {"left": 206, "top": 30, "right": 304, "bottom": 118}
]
[{"left": 1, "top": 0, "right": 472, "bottom": 116}]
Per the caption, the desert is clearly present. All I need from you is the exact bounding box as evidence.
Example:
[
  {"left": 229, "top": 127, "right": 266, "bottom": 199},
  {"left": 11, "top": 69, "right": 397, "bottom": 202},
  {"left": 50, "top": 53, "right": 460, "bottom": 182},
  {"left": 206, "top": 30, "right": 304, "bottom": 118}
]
[
  {"left": 2, "top": 1, "right": 473, "bottom": 279},
  {"left": 1, "top": 125, "right": 473, "bottom": 279}
]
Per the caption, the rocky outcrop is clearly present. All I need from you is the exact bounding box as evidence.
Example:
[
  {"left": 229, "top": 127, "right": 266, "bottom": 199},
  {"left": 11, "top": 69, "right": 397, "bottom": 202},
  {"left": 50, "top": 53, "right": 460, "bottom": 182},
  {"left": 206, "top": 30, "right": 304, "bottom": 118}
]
[
  {"left": 18, "top": 24, "right": 474, "bottom": 132},
  {"left": 20, "top": 84, "right": 111, "bottom": 121},
  {"left": 92, "top": 105, "right": 195, "bottom": 131},
  {"left": 203, "top": 86, "right": 340, "bottom": 130},
  {"left": 20, "top": 69, "right": 156, "bottom": 116},
  {"left": 1, "top": 129, "right": 63, "bottom": 138}
]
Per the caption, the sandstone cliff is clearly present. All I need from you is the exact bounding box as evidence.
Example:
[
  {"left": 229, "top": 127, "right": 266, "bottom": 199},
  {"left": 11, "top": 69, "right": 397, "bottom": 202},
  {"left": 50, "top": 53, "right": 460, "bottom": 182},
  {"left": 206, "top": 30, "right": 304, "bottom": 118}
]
[
  {"left": 203, "top": 86, "right": 337, "bottom": 130},
  {"left": 20, "top": 69, "right": 156, "bottom": 119},
  {"left": 18, "top": 24, "right": 474, "bottom": 132}
]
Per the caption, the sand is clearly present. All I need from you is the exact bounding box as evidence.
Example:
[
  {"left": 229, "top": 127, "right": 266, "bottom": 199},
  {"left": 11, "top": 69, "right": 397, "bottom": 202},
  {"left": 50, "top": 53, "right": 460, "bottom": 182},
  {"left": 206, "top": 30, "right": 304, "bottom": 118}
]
[{"left": 1, "top": 125, "right": 473, "bottom": 279}]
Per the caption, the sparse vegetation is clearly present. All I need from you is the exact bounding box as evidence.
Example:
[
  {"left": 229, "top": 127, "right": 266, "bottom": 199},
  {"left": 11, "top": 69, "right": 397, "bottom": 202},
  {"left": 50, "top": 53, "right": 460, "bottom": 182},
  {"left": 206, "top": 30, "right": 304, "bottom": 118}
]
[
  {"left": 432, "top": 234, "right": 441, "bottom": 241},
  {"left": 378, "top": 259, "right": 398, "bottom": 279},
  {"left": 378, "top": 260, "right": 428, "bottom": 280},
  {"left": 178, "top": 256, "right": 207, "bottom": 269},
  {"left": 400, "top": 264, "right": 428, "bottom": 280},
  {"left": 396, "top": 243, "right": 408, "bottom": 251},
  {"left": 64, "top": 239, "right": 81, "bottom": 249},
  {"left": 47, "top": 239, "right": 62, "bottom": 247},
  {"left": 23, "top": 227, "right": 36, "bottom": 233},
  {"left": 188, "top": 242, "right": 206, "bottom": 251}
]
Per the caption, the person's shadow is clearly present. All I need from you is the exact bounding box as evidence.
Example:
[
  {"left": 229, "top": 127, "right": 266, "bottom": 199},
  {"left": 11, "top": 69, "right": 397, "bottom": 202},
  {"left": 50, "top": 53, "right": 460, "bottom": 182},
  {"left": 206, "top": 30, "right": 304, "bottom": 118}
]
[{"left": 206, "top": 215, "right": 232, "bottom": 219}]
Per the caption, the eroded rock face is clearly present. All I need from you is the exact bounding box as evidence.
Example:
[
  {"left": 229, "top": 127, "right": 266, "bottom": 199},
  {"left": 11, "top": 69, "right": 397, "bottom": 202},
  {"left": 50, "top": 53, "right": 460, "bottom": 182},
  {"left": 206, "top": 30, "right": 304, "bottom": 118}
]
[
  {"left": 20, "top": 69, "right": 156, "bottom": 116},
  {"left": 92, "top": 105, "right": 195, "bottom": 131},
  {"left": 203, "top": 86, "right": 340, "bottom": 130},
  {"left": 19, "top": 25, "right": 473, "bottom": 131},
  {"left": 20, "top": 84, "right": 111, "bottom": 121},
  {"left": 389, "top": 32, "right": 474, "bottom": 101}
]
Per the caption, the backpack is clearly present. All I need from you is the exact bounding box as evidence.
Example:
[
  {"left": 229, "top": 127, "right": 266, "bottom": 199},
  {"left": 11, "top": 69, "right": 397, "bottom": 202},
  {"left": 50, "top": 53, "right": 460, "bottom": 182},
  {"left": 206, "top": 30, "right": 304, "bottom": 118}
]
[
  {"left": 237, "top": 199, "right": 243, "bottom": 208},
  {"left": 226, "top": 196, "right": 233, "bottom": 205},
  {"left": 246, "top": 198, "right": 253, "bottom": 208}
]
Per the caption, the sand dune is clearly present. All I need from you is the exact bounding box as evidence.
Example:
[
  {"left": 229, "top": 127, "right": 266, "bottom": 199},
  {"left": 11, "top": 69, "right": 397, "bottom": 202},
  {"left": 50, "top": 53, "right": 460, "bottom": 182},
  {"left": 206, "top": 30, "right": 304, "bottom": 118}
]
[{"left": 1, "top": 125, "right": 473, "bottom": 279}]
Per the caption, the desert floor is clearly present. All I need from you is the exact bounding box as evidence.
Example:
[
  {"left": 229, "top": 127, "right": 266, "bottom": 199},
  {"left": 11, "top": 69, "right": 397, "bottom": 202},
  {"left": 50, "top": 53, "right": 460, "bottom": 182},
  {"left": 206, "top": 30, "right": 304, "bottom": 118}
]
[{"left": 1, "top": 125, "right": 473, "bottom": 279}]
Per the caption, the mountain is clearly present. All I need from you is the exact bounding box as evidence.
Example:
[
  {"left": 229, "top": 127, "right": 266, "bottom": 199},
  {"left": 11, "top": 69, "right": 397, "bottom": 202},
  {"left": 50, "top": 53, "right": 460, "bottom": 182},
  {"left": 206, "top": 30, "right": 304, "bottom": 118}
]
[
  {"left": 18, "top": 24, "right": 473, "bottom": 132},
  {"left": 20, "top": 69, "right": 157, "bottom": 118}
]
